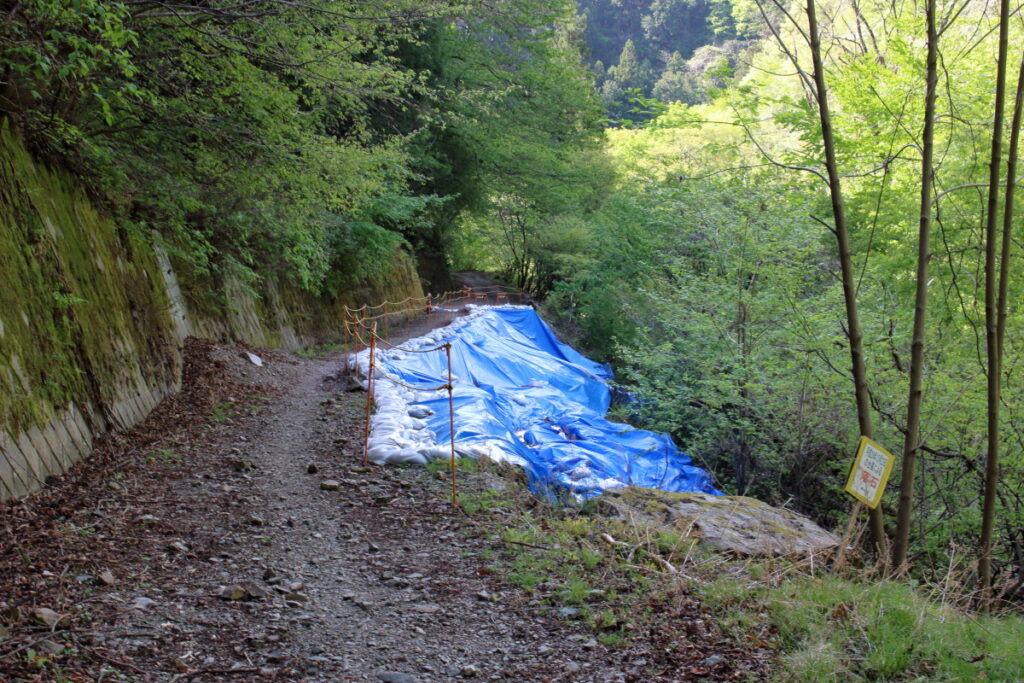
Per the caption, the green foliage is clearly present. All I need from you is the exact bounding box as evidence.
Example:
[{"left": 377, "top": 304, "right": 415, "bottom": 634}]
[
  {"left": 702, "top": 575, "right": 1024, "bottom": 681},
  {"left": 652, "top": 52, "right": 702, "bottom": 105},
  {"left": 0, "top": 0, "right": 139, "bottom": 132},
  {"left": 438, "top": 3, "right": 611, "bottom": 293},
  {"left": 1, "top": 0, "right": 605, "bottom": 299},
  {"left": 552, "top": 167, "right": 856, "bottom": 516},
  {"left": 1, "top": 0, "right": 441, "bottom": 293},
  {"left": 558, "top": 0, "right": 1024, "bottom": 582},
  {"left": 601, "top": 39, "right": 657, "bottom": 118}
]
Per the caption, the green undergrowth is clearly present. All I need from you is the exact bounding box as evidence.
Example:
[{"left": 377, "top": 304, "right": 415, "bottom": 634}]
[
  {"left": 425, "top": 457, "right": 717, "bottom": 661},
  {"left": 210, "top": 393, "right": 269, "bottom": 424},
  {"left": 294, "top": 342, "right": 344, "bottom": 358},
  {"left": 429, "top": 459, "right": 1024, "bottom": 682},
  {"left": 495, "top": 511, "right": 667, "bottom": 644},
  {"left": 704, "top": 574, "right": 1024, "bottom": 682}
]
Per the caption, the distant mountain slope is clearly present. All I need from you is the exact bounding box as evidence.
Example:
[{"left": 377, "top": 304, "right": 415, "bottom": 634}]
[{"left": 577, "top": 0, "right": 765, "bottom": 118}]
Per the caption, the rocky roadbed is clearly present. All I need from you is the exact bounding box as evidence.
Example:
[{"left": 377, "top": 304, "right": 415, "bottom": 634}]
[{"left": 0, "top": 332, "right": 768, "bottom": 682}]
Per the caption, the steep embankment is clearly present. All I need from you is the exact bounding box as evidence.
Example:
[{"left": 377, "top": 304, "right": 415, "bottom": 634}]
[{"left": 0, "top": 123, "right": 422, "bottom": 500}]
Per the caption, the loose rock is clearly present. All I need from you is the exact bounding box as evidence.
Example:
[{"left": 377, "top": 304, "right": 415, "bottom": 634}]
[
  {"left": 378, "top": 673, "right": 417, "bottom": 683},
  {"left": 32, "top": 607, "right": 63, "bottom": 628},
  {"left": 217, "top": 585, "right": 247, "bottom": 601},
  {"left": 167, "top": 540, "right": 189, "bottom": 554},
  {"left": 413, "top": 603, "right": 440, "bottom": 613},
  {"left": 131, "top": 597, "right": 157, "bottom": 610}
]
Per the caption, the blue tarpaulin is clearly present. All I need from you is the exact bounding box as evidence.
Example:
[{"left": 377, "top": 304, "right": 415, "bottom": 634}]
[{"left": 369, "top": 307, "right": 719, "bottom": 500}]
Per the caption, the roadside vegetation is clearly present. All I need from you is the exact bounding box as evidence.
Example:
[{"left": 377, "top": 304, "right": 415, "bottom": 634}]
[
  {"left": 434, "top": 459, "right": 1024, "bottom": 681},
  {"left": 521, "top": 0, "right": 1024, "bottom": 609}
]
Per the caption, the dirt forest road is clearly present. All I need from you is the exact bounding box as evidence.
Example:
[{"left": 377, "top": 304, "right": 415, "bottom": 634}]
[{"left": 0, "top": 304, "right": 656, "bottom": 682}]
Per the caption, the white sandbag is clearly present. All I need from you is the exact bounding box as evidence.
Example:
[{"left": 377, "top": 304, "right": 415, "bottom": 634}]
[
  {"left": 370, "top": 419, "right": 402, "bottom": 433},
  {"left": 368, "top": 434, "right": 407, "bottom": 449},
  {"left": 368, "top": 444, "right": 398, "bottom": 461},
  {"left": 402, "top": 416, "right": 428, "bottom": 430},
  {"left": 392, "top": 448, "right": 428, "bottom": 465},
  {"left": 353, "top": 304, "right": 530, "bottom": 472},
  {"left": 417, "top": 445, "right": 452, "bottom": 460}
]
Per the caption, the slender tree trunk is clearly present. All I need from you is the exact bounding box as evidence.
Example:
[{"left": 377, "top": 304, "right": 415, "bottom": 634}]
[
  {"left": 999, "top": 57, "right": 1024, "bottom": 379},
  {"left": 980, "top": 0, "right": 1012, "bottom": 606},
  {"left": 979, "top": 43, "right": 1023, "bottom": 606},
  {"left": 805, "top": 0, "right": 886, "bottom": 557},
  {"left": 891, "top": 0, "right": 938, "bottom": 572}
]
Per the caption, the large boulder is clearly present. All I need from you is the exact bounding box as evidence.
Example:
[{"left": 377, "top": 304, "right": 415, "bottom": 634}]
[{"left": 591, "top": 487, "right": 838, "bottom": 556}]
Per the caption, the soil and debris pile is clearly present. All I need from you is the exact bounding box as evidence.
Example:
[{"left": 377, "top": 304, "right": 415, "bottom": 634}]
[{"left": 594, "top": 487, "right": 839, "bottom": 556}]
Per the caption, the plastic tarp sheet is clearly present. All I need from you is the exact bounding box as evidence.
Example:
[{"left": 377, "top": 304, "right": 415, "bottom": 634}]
[{"left": 356, "top": 306, "right": 719, "bottom": 500}]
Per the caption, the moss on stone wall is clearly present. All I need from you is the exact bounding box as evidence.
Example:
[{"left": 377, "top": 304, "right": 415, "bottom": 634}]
[
  {"left": 1, "top": 118, "right": 424, "bottom": 498},
  {"left": 161, "top": 229, "right": 423, "bottom": 351},
  {"left": 0, "top": 120, "right": 179, "bottom": 436}
]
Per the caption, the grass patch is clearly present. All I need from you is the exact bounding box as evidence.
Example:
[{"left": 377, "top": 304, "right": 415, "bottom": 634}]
[
  {"left": 700, "top": 573, "right": 1024, "bottom": 681},
  {"left": 481, "top": 507, "right": 666, "bottom": 646},
  {"left": 426, "top": 456, "right": 478, "bottom": 475},
  {"left": 450, "top": 470, "right": 1024, "bottom": 680},
  {"left": 210, "top": 393, "right": 268, "bottom": 423},
  {"left": 146, "top": 447, "right": 181, "bottom": 465},
  {"left": 460, "top": 489, "right": 513, "bottom": 515},
  {"left": 294, "top": 342, "right": 344, "bottom": 358}
]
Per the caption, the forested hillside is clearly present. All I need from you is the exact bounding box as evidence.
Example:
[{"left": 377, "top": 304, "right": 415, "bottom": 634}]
[
  {"left": 576, "top": 0, "right": 768, "bottom": 119},
  {"left": 0, "top": 0, "right": 603, "bottom": 297},
  {"left": 542, "top": 0, "right": 1024, "bottom": 605}
]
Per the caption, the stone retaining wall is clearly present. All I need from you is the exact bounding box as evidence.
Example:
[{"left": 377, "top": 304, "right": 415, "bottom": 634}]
[{"left": 0, "top": 122, "right": 422, "bottom": 500}]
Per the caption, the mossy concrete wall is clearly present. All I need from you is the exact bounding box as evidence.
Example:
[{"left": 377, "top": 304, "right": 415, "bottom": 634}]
[{"left": 0, "top": 122, "right": 423, "bottom": 500}]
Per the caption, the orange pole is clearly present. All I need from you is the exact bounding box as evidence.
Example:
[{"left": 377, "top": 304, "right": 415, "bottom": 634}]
[
  {"left": 445, "top": 342, "right": 458, "bottom": 509},
  {"left": 362, "top": 323, "right": 377, "bottom": 467}
]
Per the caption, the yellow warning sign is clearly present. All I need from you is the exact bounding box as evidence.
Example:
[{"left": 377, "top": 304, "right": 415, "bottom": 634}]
[{"left": 844, "top": 436, "right": 894, "bottom": 509}]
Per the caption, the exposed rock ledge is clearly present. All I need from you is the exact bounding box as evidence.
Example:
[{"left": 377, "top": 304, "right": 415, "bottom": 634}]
[{"left": 591, "top": 487, "right": 839, "bottom": 557}]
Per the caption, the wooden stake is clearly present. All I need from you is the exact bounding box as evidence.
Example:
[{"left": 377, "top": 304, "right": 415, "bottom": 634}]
[
  {"left": 362, "top": 324, "right": 377, "bottom": 467},
  {"left": 833, "top": 501, "right": 863, "bottom": 572},
  {"left": 342, "top": 306, "right": 349, "bottom": 372},
  {"left": 446, "top": 342, "right": 458, "bottom": 509}
]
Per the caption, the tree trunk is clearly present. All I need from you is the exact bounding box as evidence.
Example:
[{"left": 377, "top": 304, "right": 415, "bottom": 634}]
[
  {"left": 980, "top": 0, "right": 1012, "bottom": 606},
  {"left": 805, "top": 0, "right": 886, "bottom": 558},
  {"left": 891, "top": 0, "right": 938, "bottom": 572},
  {"left": 999, "top": 57, "right": 1024, "bottom": 377}
]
